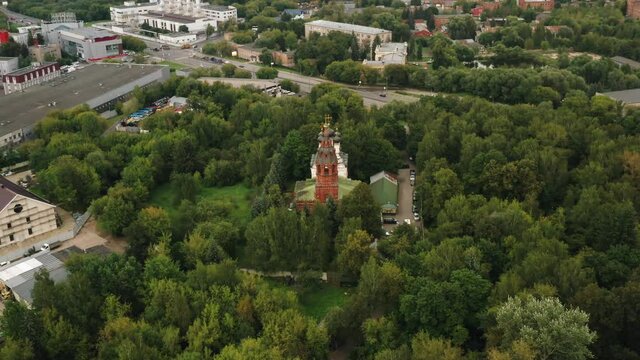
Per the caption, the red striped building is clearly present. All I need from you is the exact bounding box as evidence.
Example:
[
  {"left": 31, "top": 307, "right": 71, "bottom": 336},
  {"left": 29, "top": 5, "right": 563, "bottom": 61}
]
[{"left": 2, "top": 63, "right": 61, "bottom": 95}]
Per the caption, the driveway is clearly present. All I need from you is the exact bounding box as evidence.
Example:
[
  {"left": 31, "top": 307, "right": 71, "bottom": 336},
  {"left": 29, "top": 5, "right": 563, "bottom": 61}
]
[{"left": 396, "top": 166, "right": 417, "bottom": 227}]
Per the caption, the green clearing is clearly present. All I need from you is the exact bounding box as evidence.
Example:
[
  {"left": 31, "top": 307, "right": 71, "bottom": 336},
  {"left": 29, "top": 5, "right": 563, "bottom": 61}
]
[
  {"left": 266, "top": 279, "right": 351, "bottom": 321},
  {"left": 158, "top": 60, "right": 187, "bottom": 72},
  {"left": 149, "top": 183, "right": 253, "bottom": 224}
]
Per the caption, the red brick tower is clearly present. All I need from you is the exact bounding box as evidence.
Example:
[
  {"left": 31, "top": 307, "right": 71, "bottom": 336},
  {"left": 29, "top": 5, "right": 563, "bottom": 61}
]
[{"left": 314, "top": 117, "right": 339, "bottom": 203}]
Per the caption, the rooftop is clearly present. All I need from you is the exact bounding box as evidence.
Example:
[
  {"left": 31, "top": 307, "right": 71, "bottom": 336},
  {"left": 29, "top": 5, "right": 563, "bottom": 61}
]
[
  {"left": 0, "top": 251, "right": 67, "bottom": 305},
  {"left": 145, "top": 11, "right": 204, "bottom": 23},
  {"left": 306, "top": 20, "right": 390, "bottom": 35},
  {"left": 600, "top": 88, "right": 640, "bottom": 105},
  {"left": 0, "top": 176, "right": 51, "bottom": 211},
  {"left": 0, "top": 63, "right": 167, "bottom": 137},
  {"left": 201, "top": 4, "right": 234, "bottom": 11},
  {"left": 61, "top": 27, "right": 115, "bottom": 39},
  {"left": 611, "top": 56, "right": 640, "bottom": 70},
  {"left": 111, "top": 2, "right": 159, "bottom": 9},
  {"left": 5, "top": 62, "right": 57, "bottom": 77},
  {"left": 0, "top": 57, "right": 17, "bottom": 61}
]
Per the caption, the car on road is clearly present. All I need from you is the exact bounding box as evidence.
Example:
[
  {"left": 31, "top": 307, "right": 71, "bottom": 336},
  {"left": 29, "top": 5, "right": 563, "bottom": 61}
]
[
  {"left": 410, "top": 169, "right": 416, "bottom": 176},
  {"left": 379, "top": 93, "right": 386, "bottom": 97},
  {"left": 40, "top": 243, "right": 50, "bottom": 251},
  {"left": 413, "top": 213, "right": 420, "bottom": 221},
  {"left": 161, "top": 45, "right": 170, "bottom": 50},
  {"left": 239, "top": 65, "right": 245, "bottom": 68}
]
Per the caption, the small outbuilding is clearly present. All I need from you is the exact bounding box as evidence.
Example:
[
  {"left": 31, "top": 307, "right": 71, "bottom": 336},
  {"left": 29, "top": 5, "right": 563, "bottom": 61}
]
[{"left": 369, "top": 171, "right": 398, "bottom": 215}]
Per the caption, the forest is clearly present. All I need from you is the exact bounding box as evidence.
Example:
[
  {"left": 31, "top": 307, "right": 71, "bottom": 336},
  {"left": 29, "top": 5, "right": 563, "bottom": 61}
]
[{"left": 0, "top": 61, "right": 638, "bottom": 359}]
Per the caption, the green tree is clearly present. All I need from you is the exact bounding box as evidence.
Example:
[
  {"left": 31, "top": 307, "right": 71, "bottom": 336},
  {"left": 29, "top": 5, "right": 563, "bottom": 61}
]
[
  {"left": 39, "top": 155, "right": 100, "bottom": 212},
  {"left": 178, "top": 25, "right": 189, "bottom": 33},
  {"left": 338, "top": 183, "right": 382, "bottom": 237},
  {"left": 262, "top": 309, "right": 329, "bottom": 359},
  {"left": 125, "top": 207, "right": 171, "bottom": 260},
  {"left": 337, "top": 230, "right": 375, "bottom": 277},
  {"left": 490, "top": 296, "right": 596, "bottom": 360},
  {"left": 121, "top": 35, "right": 147, "bottom": 52},
  {"left": 256, "top": 67, "right": 278, "bottom": 79}
]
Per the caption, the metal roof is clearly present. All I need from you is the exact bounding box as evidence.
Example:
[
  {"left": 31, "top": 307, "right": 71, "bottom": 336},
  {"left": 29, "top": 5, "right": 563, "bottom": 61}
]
[
  {"left": 601, "top": 88, "right": 640, "bottom": 105},
  {"left": 306, "top": 20, "right": 390, "bottom": 36},
  {"left": 611, "top": 56, "right": 640, "bottom": 70},
  {"left": 0, "top": 251, "right": 67, "bottom": 305}
]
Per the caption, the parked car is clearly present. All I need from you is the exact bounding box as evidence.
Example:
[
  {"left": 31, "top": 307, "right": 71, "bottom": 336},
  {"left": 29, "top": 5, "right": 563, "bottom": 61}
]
[
  {"left": 413, "top": 213, "right": 420, "bottom": 221},
  {"left": 404, "top": 218, "right": 411, "bottom": 225},
  {"left": 40, "top": 243, "right": 50, "bottom": 251},
  {"left": 382, "top": 217, "right": 398, "bottom": 224}
]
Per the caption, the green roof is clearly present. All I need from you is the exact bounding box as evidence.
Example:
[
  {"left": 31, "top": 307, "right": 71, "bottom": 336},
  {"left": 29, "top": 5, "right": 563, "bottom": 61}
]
[
  {"left": 294, "top": 177, "right": 361, "bottom": 202},
  {"left": 369, "top": 172, "right": 398, "bottom": 208}
]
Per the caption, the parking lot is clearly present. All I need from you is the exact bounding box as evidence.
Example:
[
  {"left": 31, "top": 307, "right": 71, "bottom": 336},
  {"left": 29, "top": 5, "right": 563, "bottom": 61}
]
[{"left": 382, "top": 164, "right": 420, "bottom": 234}]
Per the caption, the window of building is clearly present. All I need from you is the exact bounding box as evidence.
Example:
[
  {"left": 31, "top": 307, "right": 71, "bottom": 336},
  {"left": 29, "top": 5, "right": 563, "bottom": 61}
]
[
  {"left": 6, "top": 223, "right": 11, "bottom": 229},
  {"left": 9, "top": 234, "right": 14, "bottom": 241},
  {"left": 28, "top": 228, "right": 32, "bottom": 235},
  {"left": 26, "top": 216, "right": 30, "bottom": 223}
]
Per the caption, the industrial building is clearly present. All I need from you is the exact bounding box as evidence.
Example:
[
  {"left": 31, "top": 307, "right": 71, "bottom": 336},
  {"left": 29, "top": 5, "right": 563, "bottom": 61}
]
[
  {"left": 158, "top": 32, "right": 197, "bottom": 45},
  {"left": 0, "top": 63, "right": 170, "bottom": 147},
  {"left": 0, "top": 250, "right": 68, "bottom": 306},
  {"left": 305, "top": 20, "right": 392, "bottom": 46},
  {"left": 40, "top": 15, "right": 85, "bottom": 46},
  {"left": 517, "top": 0, "right": 554, "bottom": 10},
  {"left": 0, "top": 176, "right": 58, "bottom": 247},
  {"left": 2, "top": 62, "right": 61, "bottom": 95},
  {"left": 59, "top": 28, "right": 123, "bottom": 61}
]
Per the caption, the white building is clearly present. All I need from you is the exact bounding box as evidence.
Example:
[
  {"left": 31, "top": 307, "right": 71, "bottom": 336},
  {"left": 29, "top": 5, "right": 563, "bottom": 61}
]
[
  {"left": 363, "top": 42, "right": 407, "bottom": 67},
  {"left": 158, "top": 32, "right": 196, "bottom": 44},
  {"left": 9, "top": 32, "right": 28, "bottom": 45},
  {"left": 139, "top": 11, "right": 216, "bottom": 33},
  {"left": 110, "top": 1, "right": 162, "bottom": 25},
  {"left": 41, "top": 20, "right": 84, "bottom": 48},
  {"left": 110, "top": 0, "right": 237, "bottom": 29},
  {"left": 200, "top": 5, "right": 237, "bottom": 23},
  {"left": 59, "top": 28, "right": 123, "bottom": 61}
]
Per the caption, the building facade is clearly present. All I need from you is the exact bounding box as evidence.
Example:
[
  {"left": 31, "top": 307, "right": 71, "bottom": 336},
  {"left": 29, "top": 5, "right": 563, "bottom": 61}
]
[
  {"left": 200, "top": 5, "right": 237, "bottom": 23},
  {"left": 2, "top": 62, "right": 61, "bottom": 95},
  {"left": 138, "top": 12, "right": 217, "bottom": 33},
  {"left": 158, "top": 32, "right": 196, "bottom": 44},
  {"left": 59, "top": 28, "right": 123, "bottom": 61},
  {"left": 629, "top": 0, "right": 640, "bottom": 18},
  {"left": 0, "top": 57, "right": 19, "bottom": 83},
  {"left": 305, "top": 20, "right": 392, "bottom": 46},
  {"left": 518, "top": 0, "right": 554, "bottom": 10},
  {"left": 0, "top": 178, "right": 58, "bottom": 247}
]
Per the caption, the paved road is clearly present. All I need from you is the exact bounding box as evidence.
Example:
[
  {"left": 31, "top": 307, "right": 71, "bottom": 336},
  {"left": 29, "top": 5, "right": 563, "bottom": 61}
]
[{"left": 0, "top": 6, "right": 41, "bottom": 25}]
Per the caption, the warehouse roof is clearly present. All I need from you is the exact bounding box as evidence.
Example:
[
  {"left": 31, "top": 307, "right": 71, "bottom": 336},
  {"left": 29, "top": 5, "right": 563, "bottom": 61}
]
[
  {"left": 306, "top": 20, "right": 390, "bottom": 35},
  {"left": 611, "top": 56, "right": 640, "bottom": 70},
  {"left": 0, "top": 63, "right": 167, "bottom": 138},
  {"left": 0, "top": 251, "right": 67, "bottom": 305},
  {"left": 600, "top": 88, "right": 640, "bottom": 105},
  {"left": 5, "top": 62, "right": 57, "bottom": 77}
]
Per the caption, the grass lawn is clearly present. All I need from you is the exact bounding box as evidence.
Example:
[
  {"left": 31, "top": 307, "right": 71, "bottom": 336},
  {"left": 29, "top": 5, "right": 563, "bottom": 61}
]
[
  {"left": 149, "top": 183, "right": 253, "bottom": 224},
  {"left": 158, "top": 60, "right": 187, "bottom": 72},
  {"left": 266, "top": 279, "right": 351, "bottom": 321}
]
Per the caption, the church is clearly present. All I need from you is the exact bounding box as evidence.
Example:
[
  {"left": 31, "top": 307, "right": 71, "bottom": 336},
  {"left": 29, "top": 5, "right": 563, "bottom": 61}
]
[{"left": 294, "top": 118, "right": 360, "bottom": 210}]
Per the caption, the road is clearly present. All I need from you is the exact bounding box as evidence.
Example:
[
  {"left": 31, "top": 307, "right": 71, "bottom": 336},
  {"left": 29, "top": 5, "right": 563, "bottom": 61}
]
[
  {"left": 139, "top": 38, "right": 423, "bottom": 107},
  {"left": 0, "top": 6, "right": 41, "bottom": 25}
]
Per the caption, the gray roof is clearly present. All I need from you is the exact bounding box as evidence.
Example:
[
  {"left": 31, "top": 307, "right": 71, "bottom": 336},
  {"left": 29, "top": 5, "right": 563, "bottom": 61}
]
[
  {"left": 370, "top": 171, "right": 398, "bottom": 185},
  {"left": 0, "top": 251, "right": 67, "bottom": 305},
  {"left": 0, "top": 57, "right": 18, "bottom": 61},
  {"left": 0, "top": 63, "right": 167, "bottom": 138},
  {"left": 601, "top": 88, "right": 640, "bottom": 104},
  {"left": 611, "top": 56, "right": 640, "bottom": 70},
  {"left": 111, "top": 2, "right": 158, "bottom": 9},
  {"left": 61, "top": 27, "right": 114, "bottom": 39},
  {"left": 306, "top": 20, "right": 390, "bottom": 35},
  {"left": 0, "top": 177, "right": 50, "bottom": 204}
]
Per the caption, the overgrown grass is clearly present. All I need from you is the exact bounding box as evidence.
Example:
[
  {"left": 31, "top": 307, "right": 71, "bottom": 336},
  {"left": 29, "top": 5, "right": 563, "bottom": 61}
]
[
  {"left": 158, "top": 60, "right": 187, "bottom": 72},
  {"left": 149, "top": 183, "right": 253, "bottom": 224}
]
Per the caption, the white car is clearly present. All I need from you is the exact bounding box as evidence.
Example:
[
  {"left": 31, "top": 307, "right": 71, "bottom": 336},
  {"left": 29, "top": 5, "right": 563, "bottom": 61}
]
[
  {"left": 404, "top": 218, "right": 411, "bottom": 225},
  {"left": 40, "top": 243, "right": 50, "bottom": 251},
  {"left": 413, "top": 212, "right": 420, "bottom": 221}
]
